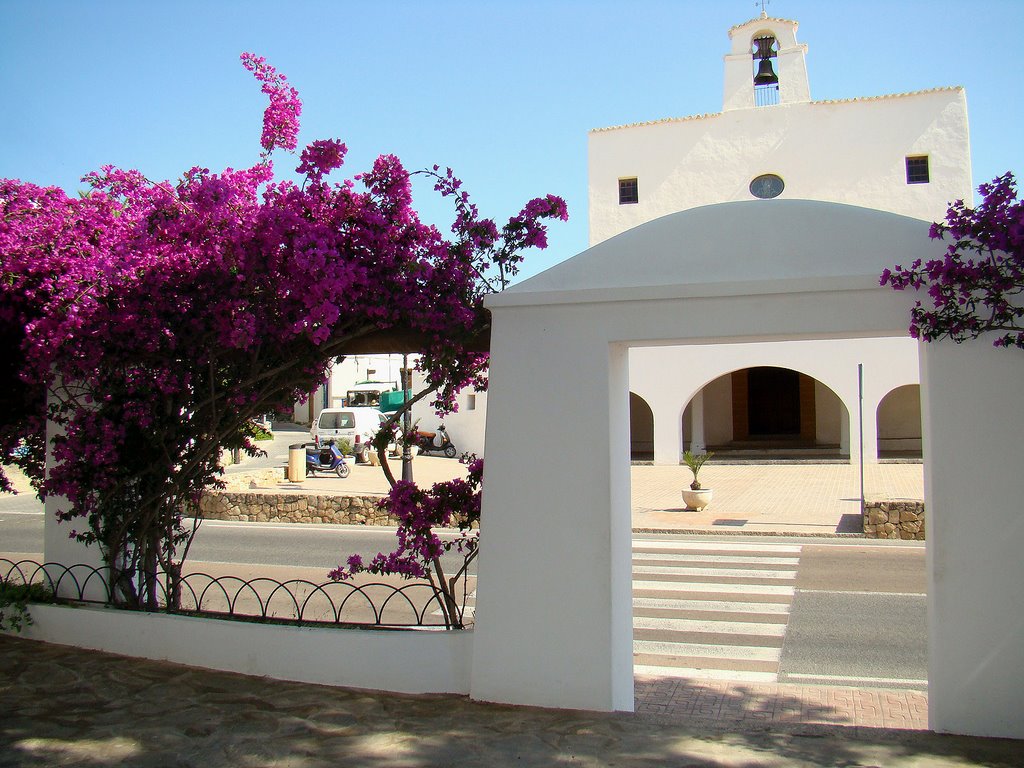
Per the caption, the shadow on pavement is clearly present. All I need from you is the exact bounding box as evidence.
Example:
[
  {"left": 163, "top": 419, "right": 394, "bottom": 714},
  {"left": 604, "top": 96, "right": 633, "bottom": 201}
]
[{"left": 2, "top": 634, "right": 1020, "bottom": 768}]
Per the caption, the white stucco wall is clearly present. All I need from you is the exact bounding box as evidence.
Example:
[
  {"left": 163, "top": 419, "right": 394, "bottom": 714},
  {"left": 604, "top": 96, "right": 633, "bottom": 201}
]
[
  {"left": 411, "top": 381, "right": 487, "bottom": 459},
  {"left": 921, "top": 337, "right": 1024, "bottom": 739},
  {"left": 294, "top": 354, "right": 408, "bottom": 425},
  {"left": 20, "top": 604, "right": 473, "bottom": 696},
  {"left": 589, "top": 87, "right": 970, "bottom": 245},
  {"left": 629, "top": 337, "right": 918, "bottom": 464}
]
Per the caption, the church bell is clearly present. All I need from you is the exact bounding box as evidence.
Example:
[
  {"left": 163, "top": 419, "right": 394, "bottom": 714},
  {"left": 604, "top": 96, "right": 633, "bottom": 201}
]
[{"left": 753, "top": 57, "right": 779, "bottom": 86}]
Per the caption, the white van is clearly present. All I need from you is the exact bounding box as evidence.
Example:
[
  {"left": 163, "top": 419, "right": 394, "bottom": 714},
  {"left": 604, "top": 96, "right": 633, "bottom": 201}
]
[{"left": 311, "top": 407, "right": 389, "bottom": 462}]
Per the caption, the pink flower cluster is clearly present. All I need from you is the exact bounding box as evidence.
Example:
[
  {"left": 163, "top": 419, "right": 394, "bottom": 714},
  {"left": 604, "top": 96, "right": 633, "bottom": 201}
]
[
  {"left": 240, "top": 53, "right": 302, "bottom": 155},
  {"left": 882, "top": 173, "right": 1024, "bottom": 349}
]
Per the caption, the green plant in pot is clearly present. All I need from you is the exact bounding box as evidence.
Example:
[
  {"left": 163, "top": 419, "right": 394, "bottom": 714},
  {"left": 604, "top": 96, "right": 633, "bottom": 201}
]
[{"left": 682, "top": 450, "right": 714, "bottom": 511}]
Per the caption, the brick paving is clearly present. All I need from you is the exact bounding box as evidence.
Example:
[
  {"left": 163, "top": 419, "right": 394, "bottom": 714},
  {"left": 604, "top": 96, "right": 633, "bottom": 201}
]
[{"left": 634, "top": 676, "right": 928, "bottom": 730}]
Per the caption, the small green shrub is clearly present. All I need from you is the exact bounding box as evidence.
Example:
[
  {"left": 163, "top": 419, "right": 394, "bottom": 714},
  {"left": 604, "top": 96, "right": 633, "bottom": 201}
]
[
  {"left": 250, "top": 424, "right": 273, "bottom": 441},
  {"left": 0, "top": 581, "right": 55, "bottom": 633},
  {"left": 683, "top": 450, "right": 714, "bottom": 491}
]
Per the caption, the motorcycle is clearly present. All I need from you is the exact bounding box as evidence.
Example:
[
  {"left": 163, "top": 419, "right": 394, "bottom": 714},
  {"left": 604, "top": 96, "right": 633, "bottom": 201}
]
[
  {"left": 305, "top": 440, "right": 350, "bottom": 478},
  {"left": 412, "top": 424, "right": 458, "bottom": 458}
]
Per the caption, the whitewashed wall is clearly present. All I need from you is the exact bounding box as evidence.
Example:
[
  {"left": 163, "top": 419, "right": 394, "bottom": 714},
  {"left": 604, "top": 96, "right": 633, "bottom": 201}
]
[
  {"left": 22, "top": 604, "right": 472, "bottom": 695},
  {"left": 589, "top": 87, "right": 970, "bottom": 246},
  {"left": 629, "top": 337, "right": 919, "bottom": 464},
  {"left": 293, "top": 354, "right": 408, "bottom": 425},
  {"left": 922, "top": 337, "right": 1024, "bottom": 739},
  {"left": 411, "top": 373, "right": 487, "bottom": 459}
]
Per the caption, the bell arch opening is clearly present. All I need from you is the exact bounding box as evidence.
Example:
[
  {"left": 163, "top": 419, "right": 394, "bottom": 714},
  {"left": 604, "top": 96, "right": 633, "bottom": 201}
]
[{"left": 752, "top": 33, "right": 780, "bottom": 106}]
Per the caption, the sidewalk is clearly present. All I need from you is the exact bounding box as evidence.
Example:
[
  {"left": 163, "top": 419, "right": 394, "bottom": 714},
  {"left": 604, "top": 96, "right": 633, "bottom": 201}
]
[
  {"left": 2, "top": 633, "right": 1019, "bottom": 768},
  {"left": 238, "top": 454, "right": 925, "bottom": 536}
]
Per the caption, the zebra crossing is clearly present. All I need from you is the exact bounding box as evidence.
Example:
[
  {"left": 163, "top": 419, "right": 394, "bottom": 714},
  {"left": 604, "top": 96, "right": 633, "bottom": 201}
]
[{"left": 632, "top": 537, "right": 802, "bottom": 683}]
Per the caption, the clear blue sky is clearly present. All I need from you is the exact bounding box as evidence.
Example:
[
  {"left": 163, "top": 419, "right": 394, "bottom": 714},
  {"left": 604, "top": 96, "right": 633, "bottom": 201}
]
[{"left": 3, "top": 0, "right": 1021, "bottom": 280}]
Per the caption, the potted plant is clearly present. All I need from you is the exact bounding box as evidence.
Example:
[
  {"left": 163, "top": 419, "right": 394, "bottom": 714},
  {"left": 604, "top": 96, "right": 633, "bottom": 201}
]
[{"left": 682, "top": 450, "right": 714, "bottom": 511}]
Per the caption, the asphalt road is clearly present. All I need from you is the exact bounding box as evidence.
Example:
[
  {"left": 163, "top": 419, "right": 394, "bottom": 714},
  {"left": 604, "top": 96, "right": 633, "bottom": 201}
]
[{"left": 780, "top": 543, "right": 928, "bottom": 688}]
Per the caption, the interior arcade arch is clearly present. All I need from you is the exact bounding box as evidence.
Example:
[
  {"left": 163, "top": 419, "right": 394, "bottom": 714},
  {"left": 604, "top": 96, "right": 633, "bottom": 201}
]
[
  {"left": 876, "top": 384, "right": 923, "bottom": 459},
  {"left": 681, "top": 366, "right": 847, "bottom": 457},
  {"left": 628, "top": 392, "right": 654, "bottom": 461}
]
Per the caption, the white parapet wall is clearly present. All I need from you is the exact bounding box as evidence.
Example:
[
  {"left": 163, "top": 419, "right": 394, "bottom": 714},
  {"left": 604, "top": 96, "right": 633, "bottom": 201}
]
[{"left": 19, "top": 604, "right": 473, "bottom": 696}]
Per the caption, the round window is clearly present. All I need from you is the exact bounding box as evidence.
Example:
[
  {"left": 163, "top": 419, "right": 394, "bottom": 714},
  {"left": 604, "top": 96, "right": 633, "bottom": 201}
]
[{"left": 750, "top": 174, "right": 784, "bottom": 199}]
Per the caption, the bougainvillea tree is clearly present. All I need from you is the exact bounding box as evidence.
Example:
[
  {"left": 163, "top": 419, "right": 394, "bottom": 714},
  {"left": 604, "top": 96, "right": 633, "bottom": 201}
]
[
  {"left": 881, "top": 172, "right": 1023, "bottom": 350},
  {"left": 0, "top": 53, "right": 566, "bottom": 610}
]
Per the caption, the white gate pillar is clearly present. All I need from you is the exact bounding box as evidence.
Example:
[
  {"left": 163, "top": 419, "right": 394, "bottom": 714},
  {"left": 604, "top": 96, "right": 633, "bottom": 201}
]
[
  {"left": 470, "top": 306, "right": 634, "bottom": 712},
  {"left": 922, "top": 337, "right": 1024, "bottom": 739},
  {"left": 42, "top": 390, "right": 106, "bottom": 600}
]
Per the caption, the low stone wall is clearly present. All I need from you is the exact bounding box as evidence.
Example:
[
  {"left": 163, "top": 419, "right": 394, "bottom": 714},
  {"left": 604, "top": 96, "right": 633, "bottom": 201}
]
[
  {"left": 863, "top": 500, "right": 925, "bottom": 540},
  {"left": 200, "top": 489, "right": 397, "bottom": 526}
]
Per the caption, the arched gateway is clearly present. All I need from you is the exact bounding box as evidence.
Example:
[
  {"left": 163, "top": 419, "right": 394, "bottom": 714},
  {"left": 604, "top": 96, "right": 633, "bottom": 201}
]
[{"left": 470, "top": 200, "right": 1024, "bottom": 739}]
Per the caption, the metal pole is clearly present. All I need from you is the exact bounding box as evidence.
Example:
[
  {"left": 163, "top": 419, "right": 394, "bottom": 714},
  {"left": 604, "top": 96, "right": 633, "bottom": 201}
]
[
  {"left": 858, "top": 363, "right": 865, "bottom": 517},
  {"left": 401, "top": 354, "right": 413, "bottom": 483}
]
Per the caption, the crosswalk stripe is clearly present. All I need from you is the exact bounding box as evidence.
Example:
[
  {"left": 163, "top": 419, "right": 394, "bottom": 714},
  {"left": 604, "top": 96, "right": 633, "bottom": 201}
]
[
  {"left": 633, "top": 615, "right": 787, "bottom": 637},
  {"left": 634, "top": 639, "right": 782, "bottom": 662},
  {"left": 632, "top": 540, "right": 802, "bottom": 553},
  {"left": 634, "top": 665, "right": 778, "bottom": 683},
  {"left": 626, "top": 557, "right": 802, "bottom": 569},
  {"left": 630, "top": 536, "right": 798, "bottom": 548},
  {"left": 633, "top": 565, "right": 797, "bottom": 579},
  {"left": 633, "top": 579, "right": 795, "bottom": 596},
  {"left": 633, "top": 596, "right": 791, "bottom": 615}
]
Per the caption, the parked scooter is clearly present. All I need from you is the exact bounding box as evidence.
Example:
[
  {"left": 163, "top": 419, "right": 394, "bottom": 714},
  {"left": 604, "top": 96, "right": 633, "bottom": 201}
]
[
  {"left": 411, "top": 424, "right": 458, "bottom": 458},
  {"left": 305, "top": 440, "right": 350, "bottom": 478}
]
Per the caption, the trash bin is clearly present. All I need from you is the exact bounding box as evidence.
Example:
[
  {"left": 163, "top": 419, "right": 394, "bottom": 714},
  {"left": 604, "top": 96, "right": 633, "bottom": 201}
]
[{"left": 288, "top": 443, "right": 307, "bottom": 482}]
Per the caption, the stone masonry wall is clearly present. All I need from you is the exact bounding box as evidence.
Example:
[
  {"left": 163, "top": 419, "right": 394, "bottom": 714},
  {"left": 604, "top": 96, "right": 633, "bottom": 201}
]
[
  {"left": 863, "top": 500, "right": 925, "bottom": 540},
  {"left": 200, "top": 490, "right": 397, "bottom": 526}
]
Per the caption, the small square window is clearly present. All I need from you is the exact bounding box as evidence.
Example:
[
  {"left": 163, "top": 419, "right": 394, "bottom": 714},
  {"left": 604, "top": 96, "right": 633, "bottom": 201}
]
[
  {"left": 466, "top": 394, "right": 476, "bottom": 411},
  {"left": 618, "top": 177, "right": 638, "bottom": 205},
  {"left": 906, "top": 156, "right": 929, "bottom": 184}
]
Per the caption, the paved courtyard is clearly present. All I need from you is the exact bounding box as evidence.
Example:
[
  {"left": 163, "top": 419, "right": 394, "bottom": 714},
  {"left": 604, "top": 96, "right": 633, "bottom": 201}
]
[{"left": 269, "top": 455, "right": 925, "bottom": 536}]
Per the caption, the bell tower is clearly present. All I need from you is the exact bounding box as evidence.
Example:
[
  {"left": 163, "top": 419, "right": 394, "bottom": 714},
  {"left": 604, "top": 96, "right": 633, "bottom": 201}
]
[{"left": 722, "top": 11, "right": 810, "bottom": 110}]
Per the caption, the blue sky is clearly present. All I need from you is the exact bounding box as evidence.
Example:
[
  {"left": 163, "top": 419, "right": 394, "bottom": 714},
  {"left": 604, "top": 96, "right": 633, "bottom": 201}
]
[{"left": 2, "top": 0, "right": 1021, "bottom": 280}]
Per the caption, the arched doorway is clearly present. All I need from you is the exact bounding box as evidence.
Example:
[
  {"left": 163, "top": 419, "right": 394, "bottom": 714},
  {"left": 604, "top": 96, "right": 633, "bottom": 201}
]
[
  {"left": 876, "top": 384, "right": 922, "bottom": 459},
  {"left": 629, "top": 392, "right": 654, "bottom": 461},
  {"left": 682, "top": 367, "right": 847, "bottom": 457}
]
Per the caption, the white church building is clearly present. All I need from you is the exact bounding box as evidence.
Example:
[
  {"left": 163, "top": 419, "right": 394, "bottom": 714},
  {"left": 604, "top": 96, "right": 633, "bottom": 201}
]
[{"left": 420, "top": 10, "right": 971, "bottom": 466}]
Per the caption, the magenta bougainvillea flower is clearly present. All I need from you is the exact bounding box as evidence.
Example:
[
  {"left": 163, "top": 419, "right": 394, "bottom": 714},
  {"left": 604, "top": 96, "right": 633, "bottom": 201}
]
[
  {"left": 0, "top": 54, "right": 566, "bottom": 612},
  {"left": 882, "top": 172, "right": 1023, "bottom": 350}
]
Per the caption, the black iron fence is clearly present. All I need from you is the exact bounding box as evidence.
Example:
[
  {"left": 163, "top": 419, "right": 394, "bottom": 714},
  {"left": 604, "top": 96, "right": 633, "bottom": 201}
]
[{"left": 0, "top": 558, "right": 474, "bottom": 629}]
